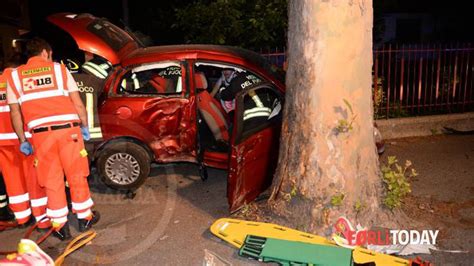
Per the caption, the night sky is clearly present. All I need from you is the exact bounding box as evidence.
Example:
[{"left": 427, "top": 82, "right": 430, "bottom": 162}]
[
  {"left": 24, "top": 0, "right": 474, "bottom": 60},
  {"left": 27, "top": 0, "right": 192, "bottom": 45}
]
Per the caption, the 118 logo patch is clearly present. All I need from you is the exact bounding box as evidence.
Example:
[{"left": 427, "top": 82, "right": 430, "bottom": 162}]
[{"left": 22, "top": 75, "right": 54, "bottom": 91}]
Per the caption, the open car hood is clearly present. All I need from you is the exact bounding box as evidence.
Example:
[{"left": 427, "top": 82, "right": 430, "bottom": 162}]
[{"left": 47, "top": 13, "right": 139, "bottom": 65}]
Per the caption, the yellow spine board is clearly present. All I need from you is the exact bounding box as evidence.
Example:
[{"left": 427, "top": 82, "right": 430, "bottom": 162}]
[
  {"left": 210, "top": 218, "right": 410, "bottom": 266},
  {"left": 353, "top": 247, "right": 411, "bottom": 265}
]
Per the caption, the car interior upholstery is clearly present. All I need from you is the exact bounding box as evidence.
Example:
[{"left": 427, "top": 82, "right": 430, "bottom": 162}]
[{"left": 195, "top": 72, "right": 230, "bottom": 148}]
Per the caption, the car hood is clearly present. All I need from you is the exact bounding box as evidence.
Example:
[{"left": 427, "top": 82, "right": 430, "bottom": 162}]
[{"left": 47, "top": 13, "right": 139, "bottom": 65}]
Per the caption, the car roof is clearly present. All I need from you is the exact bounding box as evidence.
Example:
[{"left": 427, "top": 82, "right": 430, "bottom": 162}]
[
  {"left": 124, "top": 44, "right": 264, "bottom": 65},
  {"left": 122, "top": 44, "right": 285, "bottom": 89}
]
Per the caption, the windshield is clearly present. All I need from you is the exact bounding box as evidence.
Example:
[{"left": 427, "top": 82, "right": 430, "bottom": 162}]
[{"left": 87, "top": 19, "right": 134, "bottom": 52}]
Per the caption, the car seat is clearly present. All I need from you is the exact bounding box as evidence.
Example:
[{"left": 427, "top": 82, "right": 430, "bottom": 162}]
[
  {"left": 195, "top": 72, "right": 229, "bottom": 142},
  {"left": 149, "top": 75, "right": 168, "bottom": 93}
]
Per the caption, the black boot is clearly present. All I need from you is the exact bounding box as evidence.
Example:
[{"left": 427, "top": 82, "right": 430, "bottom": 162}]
[
  {"left": 16, "top": 216, "right": 35, "bottom": 229},
  {"left": 52, "top": 222, "right": 72, "bottom": 241},
  {"left": 78, "top": 211, "right": 100, "bottom": 232},
  {"left": 36, "top": 226, "right": 52, "bottom": 233},
  {"left": 0, "top": 206, "right": 15, "bottom": 222}
]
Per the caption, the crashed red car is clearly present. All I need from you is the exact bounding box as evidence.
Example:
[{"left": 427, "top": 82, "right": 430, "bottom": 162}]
[
  {"left": 48, "top": 13, "right": 285, "bottom": 212},
  {"left": 47, "top": 13, "right": 384, "bottom": 212}
]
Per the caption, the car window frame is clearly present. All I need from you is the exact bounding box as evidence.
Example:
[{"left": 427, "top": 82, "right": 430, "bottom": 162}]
[
  {"left": 193, "top": 61, "right": 246, "bottom": 93},
  {"left": 233, "top": 83, "right": 284, "bottom": 145},
  {"left": 110, "top": 60, "right": 188, "bottom": 99}
]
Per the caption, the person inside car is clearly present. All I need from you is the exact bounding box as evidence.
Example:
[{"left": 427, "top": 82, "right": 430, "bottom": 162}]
[
  {"left": 210, "top": 68, "right": 240, "bottom": 116},
  {"left": 223, "top": 73, "right": 271, "bottom": 122},
  {"left": 211, "top": 68, "right": 237, "bottom": 97}
]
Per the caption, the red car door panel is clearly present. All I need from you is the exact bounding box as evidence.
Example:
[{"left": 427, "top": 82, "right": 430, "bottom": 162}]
[
  {"left": 227, "top": 84, "right": 283, "bottom": 212},
  {"left": 228, "top": 126, "right": 280, "bottom": 211}
]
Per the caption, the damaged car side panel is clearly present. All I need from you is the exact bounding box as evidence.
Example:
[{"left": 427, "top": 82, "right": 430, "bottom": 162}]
[{"left": 99, "top": 97, "right": 197, "bottom": 162}]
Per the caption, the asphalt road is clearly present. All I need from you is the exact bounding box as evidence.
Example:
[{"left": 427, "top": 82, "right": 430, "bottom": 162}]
[
  {"left": 1, "top": 134, "right": 473, "bottom": 265},
  {"left": 381, "top": 134, "right": 474, "bottom": 266},
  {"left": 1, "top": 163, "right": 258, "bottom": 265}
]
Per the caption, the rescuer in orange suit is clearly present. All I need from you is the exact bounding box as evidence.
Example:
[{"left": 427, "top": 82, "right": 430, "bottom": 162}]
[
  {"left": 0, "top": 174, "right": 15, "bottom": 222},
  {"left": 6, "top": 38, "right": 100, "bottom": 240},
  {"left": 0, "top": 56, "right": 50, "bottom": 229}
]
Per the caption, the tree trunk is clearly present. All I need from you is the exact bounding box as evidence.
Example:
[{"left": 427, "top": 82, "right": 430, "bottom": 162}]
[{"left": 270, "top": 0, "right": 389, "bottom": 234}]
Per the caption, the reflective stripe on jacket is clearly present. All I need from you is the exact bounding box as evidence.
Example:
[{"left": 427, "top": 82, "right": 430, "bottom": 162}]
[
  {"left": 0, "top": 70, "right": 20, "bottom": 145},
  {"left": 8, "top": 57, "right": 79, "bottom": 130}
]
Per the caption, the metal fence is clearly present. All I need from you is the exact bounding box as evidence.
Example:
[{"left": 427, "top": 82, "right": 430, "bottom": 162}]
[
  {"left": 374, "top": 43, "right": 474, "bottom": 118},
  {"left": 260, "top": 48, "right": 286, "bottom": 69},
  {"left": 260, "top": 44, "right": 474, "bottom": 118}
]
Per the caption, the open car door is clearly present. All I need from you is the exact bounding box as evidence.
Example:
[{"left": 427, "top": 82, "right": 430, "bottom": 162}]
[{"left": 227, "top": 83, "right": 283, "bottom": 212}]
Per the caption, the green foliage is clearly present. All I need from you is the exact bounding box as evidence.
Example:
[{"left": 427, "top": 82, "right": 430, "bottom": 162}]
[
  {"left": 290, "top": 184, "right": 298, "bottom": 197},
  {"left": 335, "top": 99, "right": 357, "bottom": 134},
  {"left": 371, "top": 75, "right": 412, "bottom": 119},
  {"left": 173, "top": 0, "right": 288, "bottom": 49},
  {"left": 239, "top": 203, "right": 251, "bottom": 215},
  {"left": 354, "top": 200, "right": 365, "bottom": 212},
  {"left": 331, "top": 193, "right": 345, "bottom": 207},
  {"left": 386, "top": 101, "right": 410, "bottom": 118},
  {"left": 430, "top": 128, "right": 440, "bottom": 135},
  {"left": 336, "top": 119, "right": 353, "bottom": 133},
  {"left": 373, "top": 76, "right": 385, "bottom": 119},
  {"left": 283, "top": 183, "right": 298, "bottom": 202},
  {"left": 381, "top": 156, "right": 417, "bottom": 209},
  {"left": 343, "top": 99, "right": 353, "bottom": 114}
]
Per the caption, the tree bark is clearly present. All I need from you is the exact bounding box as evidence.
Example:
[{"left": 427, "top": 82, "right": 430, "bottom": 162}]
[{"left": 270, "top": 0, "right": 390, "bottom": 234}]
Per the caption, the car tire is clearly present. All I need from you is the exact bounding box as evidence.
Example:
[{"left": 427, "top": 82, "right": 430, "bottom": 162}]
[{"left": 96, "top": 141, "right": 151, "bottom": 190}]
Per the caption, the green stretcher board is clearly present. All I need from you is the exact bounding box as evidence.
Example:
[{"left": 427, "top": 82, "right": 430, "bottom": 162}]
[{"left": 239, "top": 235, "right": 353, "bottom": 266}]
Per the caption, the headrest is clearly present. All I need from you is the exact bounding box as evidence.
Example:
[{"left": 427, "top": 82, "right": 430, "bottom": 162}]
[{"left": 194, "top": 72, "right": 208, "bottom": 91}]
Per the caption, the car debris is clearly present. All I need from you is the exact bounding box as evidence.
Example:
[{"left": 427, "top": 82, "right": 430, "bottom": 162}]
[{"left": 203, "top": 249, "right": 232, "bottom": 266}]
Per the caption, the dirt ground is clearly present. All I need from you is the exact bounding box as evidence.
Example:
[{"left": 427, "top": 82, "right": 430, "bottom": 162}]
[{"left": 0, "top": 134, "right": 473, "bottom": 265}]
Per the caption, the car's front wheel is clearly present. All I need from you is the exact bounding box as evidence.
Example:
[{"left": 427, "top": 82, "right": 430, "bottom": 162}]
[{"left": 96, "top": 141, "right": 151, "bottom": 190}]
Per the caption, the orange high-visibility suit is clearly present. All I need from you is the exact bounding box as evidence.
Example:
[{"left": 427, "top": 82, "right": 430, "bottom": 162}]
[
  {"left": 0, "top": 70, "right": 49, "bottom": 227},
  {"left": 6, "top": 57, "right": 93, "bottom": 228}
]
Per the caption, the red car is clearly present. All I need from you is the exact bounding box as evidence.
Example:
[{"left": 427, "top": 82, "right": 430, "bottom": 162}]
[
  {"left": 48, "top": 13, "right": 285, "bottom": 212},
  {"left": 47, "top": 13, "right": 385, "bottom": 212}
]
